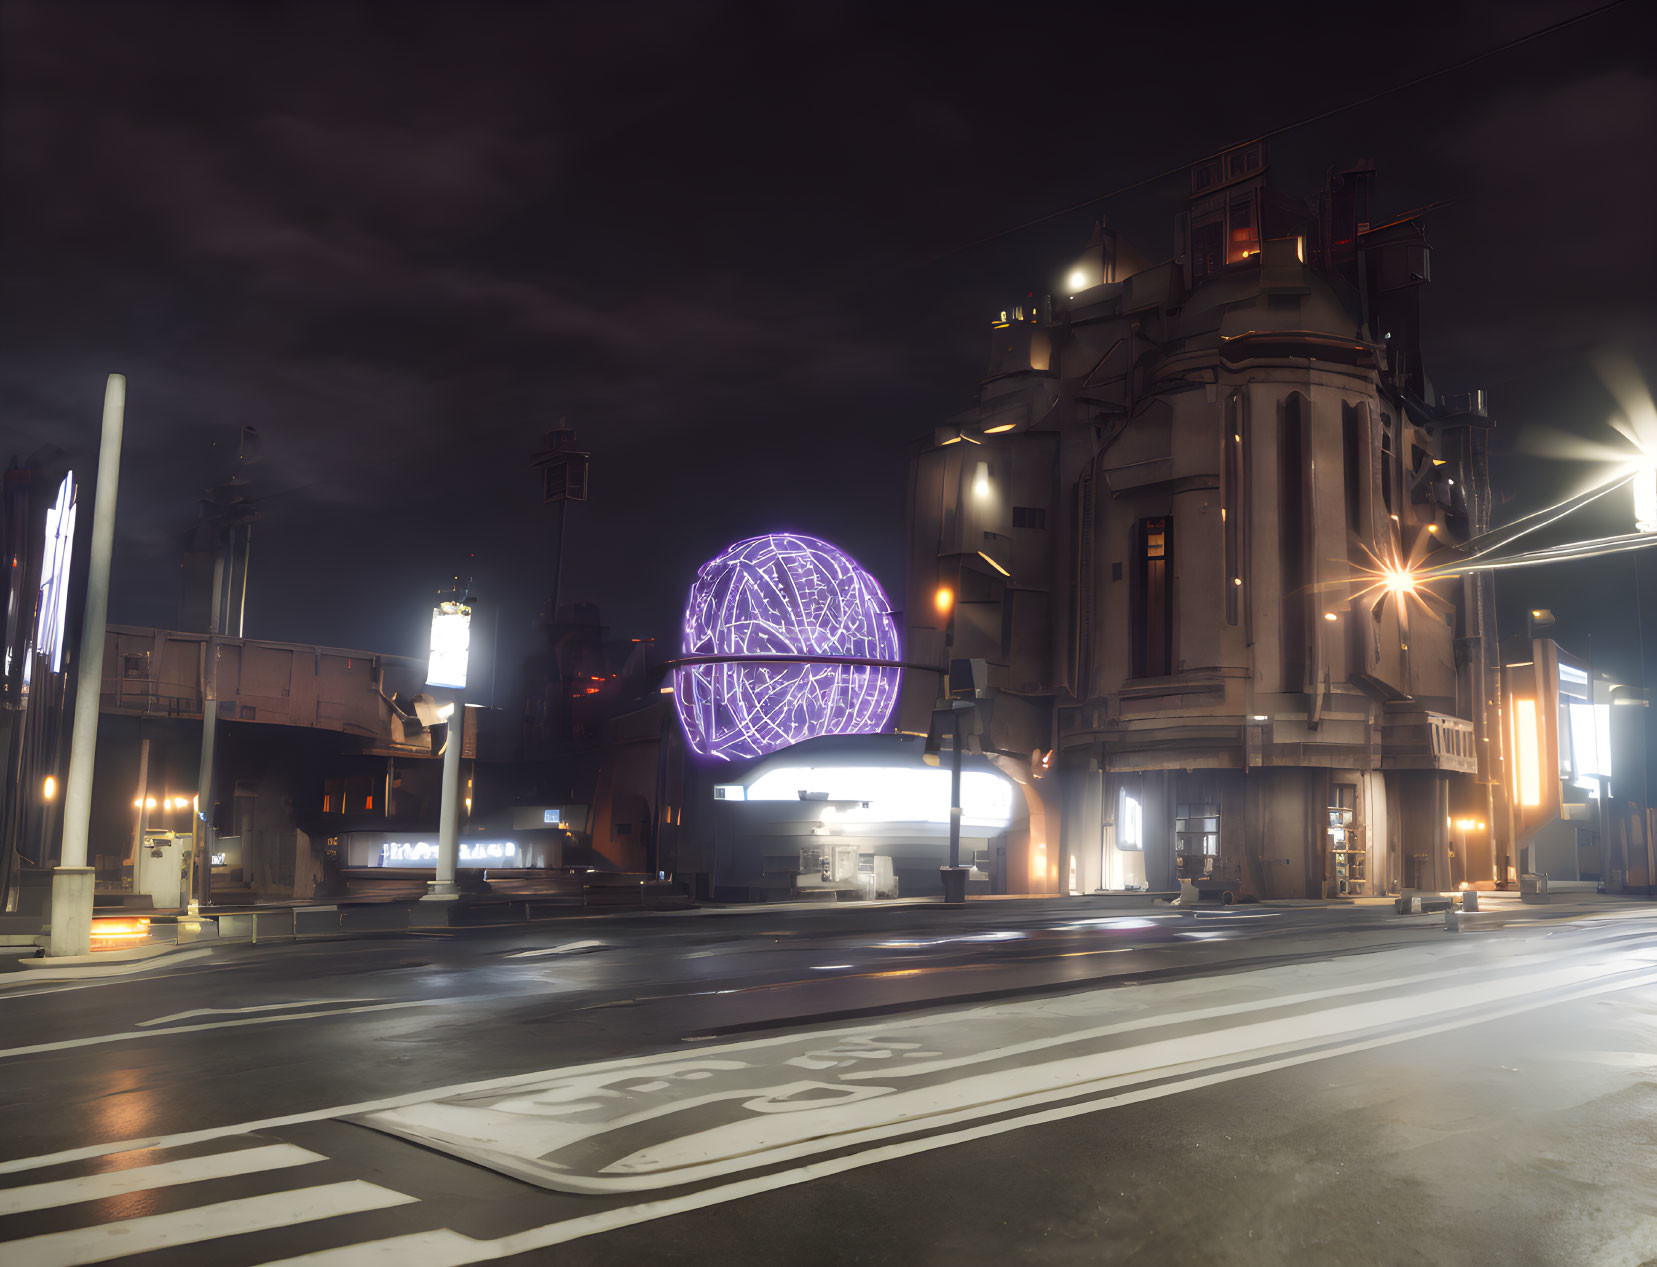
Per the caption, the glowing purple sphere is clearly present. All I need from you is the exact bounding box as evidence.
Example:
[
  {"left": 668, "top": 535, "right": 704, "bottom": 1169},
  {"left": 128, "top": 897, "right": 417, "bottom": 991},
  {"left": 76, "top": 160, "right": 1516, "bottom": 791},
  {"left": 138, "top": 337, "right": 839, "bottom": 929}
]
[{"left": 674, "top": 533, "right": 901, "bottom": 761}]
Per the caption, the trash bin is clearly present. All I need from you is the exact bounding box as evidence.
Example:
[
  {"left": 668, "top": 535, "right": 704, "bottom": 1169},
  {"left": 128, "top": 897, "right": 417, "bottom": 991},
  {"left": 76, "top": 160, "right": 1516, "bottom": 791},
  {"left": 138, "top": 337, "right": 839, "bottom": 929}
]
[{"left": 939, "top": 866, "right": 969, "bottom": 904}]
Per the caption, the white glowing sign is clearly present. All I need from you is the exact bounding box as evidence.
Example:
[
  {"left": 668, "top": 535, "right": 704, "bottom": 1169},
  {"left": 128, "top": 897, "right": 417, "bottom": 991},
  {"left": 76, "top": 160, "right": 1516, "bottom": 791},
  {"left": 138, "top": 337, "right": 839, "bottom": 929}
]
[
  {"left": 380, "top": 839, "right": 517, "bottom": 866},
  {"left": 426, "top": 601, "right": 471, "bottom": 689},
  {"left": 744, "top": 765, "right": 1013, "bottom": 828},
  {"left": 1569, "top": 702, "right": 1613, "bottom": 794},
  {"left": 1119, "top": 792, "right": 1144, "bottom": 851},
  {"left": 1635, "top": 465, "right": 1657, "bottom": 534},
  {"left": 26, "top": 472, "right": 76, "bottom": 686}
]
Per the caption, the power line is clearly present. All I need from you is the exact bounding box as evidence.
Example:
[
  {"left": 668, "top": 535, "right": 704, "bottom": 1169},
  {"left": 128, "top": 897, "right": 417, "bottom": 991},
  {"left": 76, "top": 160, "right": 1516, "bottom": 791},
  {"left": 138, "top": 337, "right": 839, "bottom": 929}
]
[{"left": 928, "top": 0, "right": 1633, "bottom": 263}]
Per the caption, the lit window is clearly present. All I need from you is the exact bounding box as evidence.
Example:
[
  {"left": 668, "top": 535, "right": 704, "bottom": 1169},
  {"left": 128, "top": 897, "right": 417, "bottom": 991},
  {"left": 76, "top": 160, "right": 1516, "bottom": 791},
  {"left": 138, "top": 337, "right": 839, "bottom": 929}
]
[
  {"left": 1118, "top": 791, "right": 1143, "bottom": 851},
  {"left": 1512, "top": 698, "right": 1541, "bottom": 808},
  {"left": 1175, "top": 802, "right": 1220, "bottom": 879}
]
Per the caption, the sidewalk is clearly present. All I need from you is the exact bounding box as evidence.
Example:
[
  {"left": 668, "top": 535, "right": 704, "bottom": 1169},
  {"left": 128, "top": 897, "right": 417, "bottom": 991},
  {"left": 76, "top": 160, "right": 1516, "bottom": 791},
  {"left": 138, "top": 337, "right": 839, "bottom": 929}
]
[{"left": 6, "top": 884, "right": 1654, "bottom": 985}]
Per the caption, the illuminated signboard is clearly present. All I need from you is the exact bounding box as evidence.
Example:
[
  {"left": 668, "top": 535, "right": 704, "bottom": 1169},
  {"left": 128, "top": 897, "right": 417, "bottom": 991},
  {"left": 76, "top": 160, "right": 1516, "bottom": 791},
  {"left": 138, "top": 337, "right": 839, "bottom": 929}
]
[
  {"left": 25, "top": 472, "right": 76, "bottom": 686},
  {"left": 1512, "top": 698, "right": 1542, "bottom": 808},
  {"left": 745, "top": 765, "right": 1012, "bottom": 827},
  {"left": 427, "top": 600, "right": 472, "bottom": 690},
  {"left": 543, "top": 808, "right": 561, "bottom": 824},
  {"left": 673, "top": 533, "right": 900, "bottom": 761},
  {"left": 380, "top": 840, "right": 517, "bottom": 866}
]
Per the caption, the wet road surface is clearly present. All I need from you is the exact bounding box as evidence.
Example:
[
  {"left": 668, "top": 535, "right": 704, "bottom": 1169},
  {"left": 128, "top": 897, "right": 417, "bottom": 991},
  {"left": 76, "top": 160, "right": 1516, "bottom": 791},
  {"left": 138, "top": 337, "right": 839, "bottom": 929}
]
[{"left": 2, "top": 896, "right": 1655, "bottom": 1265}]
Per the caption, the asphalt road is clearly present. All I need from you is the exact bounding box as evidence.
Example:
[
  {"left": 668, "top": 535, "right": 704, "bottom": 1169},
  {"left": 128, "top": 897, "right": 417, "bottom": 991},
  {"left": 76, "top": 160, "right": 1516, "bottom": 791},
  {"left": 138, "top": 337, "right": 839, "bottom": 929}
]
[{"left": 2, "top": 895, "right": 1656, "bottom": 1266}]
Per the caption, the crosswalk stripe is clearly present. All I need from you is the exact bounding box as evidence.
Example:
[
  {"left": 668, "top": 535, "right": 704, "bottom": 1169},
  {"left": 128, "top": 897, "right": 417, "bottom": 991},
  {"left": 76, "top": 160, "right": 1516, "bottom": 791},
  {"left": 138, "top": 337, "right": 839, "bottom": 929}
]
[
  {"left": 4, "top": 1180, "right": 417, "bottom": 1267},
  {"left": 0, "top": 1144, "right": 325, "bottom": 1217}
]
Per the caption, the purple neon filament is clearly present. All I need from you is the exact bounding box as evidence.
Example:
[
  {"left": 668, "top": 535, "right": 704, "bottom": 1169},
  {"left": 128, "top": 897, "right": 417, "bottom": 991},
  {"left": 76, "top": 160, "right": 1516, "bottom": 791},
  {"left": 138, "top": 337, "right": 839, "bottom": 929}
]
[{"left": 674, "top": 533, "right": 901, "bottom": 760}]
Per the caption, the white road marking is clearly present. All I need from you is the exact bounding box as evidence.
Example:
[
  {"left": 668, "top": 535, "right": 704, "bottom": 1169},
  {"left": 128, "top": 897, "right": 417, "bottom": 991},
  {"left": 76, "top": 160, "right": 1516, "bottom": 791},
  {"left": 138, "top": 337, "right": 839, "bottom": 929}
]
[
  {"left": 357, "top": 958, "right": 1653, "bottom": 1193},
  {"left": 0, "top": 941, "right": 1613, "bottom": 1179},
  {"left": 138, "top": 1000, "right": 379, "bottom": 1027},
  {"left": 251, "top": 967, "right": 1657, "bottom": 1267},
  {"left": 0, "top": 1000, "right": 447, "bottom": 1062},
  {"left": 0, "top": 1144, "right": 325, "bottom": 1216},
  {"left": 504, "top": 940, "right": 606, "bottom": 959},
  {"left": 4, "top": 1180, "right": 417, "bottom": 1267}
]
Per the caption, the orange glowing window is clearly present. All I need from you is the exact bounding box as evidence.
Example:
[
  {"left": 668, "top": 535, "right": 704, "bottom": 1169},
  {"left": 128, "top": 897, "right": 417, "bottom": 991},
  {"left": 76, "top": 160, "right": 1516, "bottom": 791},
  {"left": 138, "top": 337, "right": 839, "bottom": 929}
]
[{"left": 1511, "top": 698, "right": 1541, "bottom": 808}]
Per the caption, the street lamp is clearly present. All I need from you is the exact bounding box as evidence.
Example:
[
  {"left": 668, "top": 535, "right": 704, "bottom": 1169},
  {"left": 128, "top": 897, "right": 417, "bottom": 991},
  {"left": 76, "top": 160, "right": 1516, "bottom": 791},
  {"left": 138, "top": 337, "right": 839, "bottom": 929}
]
[{"left": 422, "top": 589, "right": 473, "bottom": 901}]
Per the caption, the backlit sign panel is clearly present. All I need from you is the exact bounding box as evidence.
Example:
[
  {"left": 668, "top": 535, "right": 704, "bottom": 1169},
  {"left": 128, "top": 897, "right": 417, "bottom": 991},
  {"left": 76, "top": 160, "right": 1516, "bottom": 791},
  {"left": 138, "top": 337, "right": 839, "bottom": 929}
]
[
  {"left": 380, "top": 840, "right": 518, "bottom": 866},
  {"left": 427, "top": 600, "right": 471, "bottom": 690}
]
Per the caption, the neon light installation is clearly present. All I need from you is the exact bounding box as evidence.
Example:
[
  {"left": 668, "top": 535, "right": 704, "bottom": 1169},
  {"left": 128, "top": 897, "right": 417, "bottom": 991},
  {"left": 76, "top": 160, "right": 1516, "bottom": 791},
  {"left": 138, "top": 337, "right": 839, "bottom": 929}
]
[
  {"left": 25, "top": 472, "right": 76, "bottom": 687},
  {"left": 674, "top": 533, "right": 900, "bottom": 760}
]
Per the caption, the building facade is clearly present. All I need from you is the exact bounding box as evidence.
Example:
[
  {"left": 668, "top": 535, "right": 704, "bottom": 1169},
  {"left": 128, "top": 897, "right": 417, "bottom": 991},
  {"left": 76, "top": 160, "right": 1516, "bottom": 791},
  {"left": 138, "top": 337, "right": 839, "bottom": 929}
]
[
  {"left": 900, "top": 146, "right": 1500, "bottom": 899},
  {"left": 1502, "top": 631, "right": 1653, "bottom": 890}
]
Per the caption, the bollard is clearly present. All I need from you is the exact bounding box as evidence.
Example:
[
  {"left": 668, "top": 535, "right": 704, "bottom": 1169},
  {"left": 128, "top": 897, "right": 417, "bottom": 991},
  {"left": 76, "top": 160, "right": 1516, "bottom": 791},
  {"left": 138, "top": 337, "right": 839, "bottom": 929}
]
[{"left": 1444, "top": 905, "right": 1459, "bottom": 933}]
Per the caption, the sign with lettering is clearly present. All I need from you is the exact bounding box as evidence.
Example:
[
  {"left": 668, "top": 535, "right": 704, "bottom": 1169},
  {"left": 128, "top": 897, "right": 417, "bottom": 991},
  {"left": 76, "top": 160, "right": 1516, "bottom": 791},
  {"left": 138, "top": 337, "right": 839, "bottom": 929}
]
[{"left": 379, "top": 840, "right": 518, "bottom": 866}]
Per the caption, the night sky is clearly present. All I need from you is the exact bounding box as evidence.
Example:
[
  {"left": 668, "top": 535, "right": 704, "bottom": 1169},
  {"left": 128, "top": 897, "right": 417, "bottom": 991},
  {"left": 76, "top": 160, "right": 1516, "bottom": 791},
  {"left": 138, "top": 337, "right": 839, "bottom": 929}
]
[{"left": 2, "top": 0, "right": 1653, "bottom": 701}]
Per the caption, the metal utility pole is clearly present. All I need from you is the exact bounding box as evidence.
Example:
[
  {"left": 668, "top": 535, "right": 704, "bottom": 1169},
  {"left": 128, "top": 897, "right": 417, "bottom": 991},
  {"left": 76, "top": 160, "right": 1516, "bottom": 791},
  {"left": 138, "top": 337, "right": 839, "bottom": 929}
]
[
  {"left": 49, "top": 374, "right": 125, "bottom": 958},
  {"left": 929, "top": 657, "right": 983, "bottom": 905},
  {"left": 191, "top": 551, "right": 225, "bottom": 913},
  {"left": 130, "top": 736, "right": 150, "bottom": 867},
  {"left": 1637, "top": 552, "right": 1654, "bottom": 898},
  {"left": 531, "top": 422, "right": 590, "bottom": 627},
  {"left": 948, "top": 707, "right": 963, "bottom": 870},
  {"left": 237, "top": 522, "right": 252, "bottom": 637}
]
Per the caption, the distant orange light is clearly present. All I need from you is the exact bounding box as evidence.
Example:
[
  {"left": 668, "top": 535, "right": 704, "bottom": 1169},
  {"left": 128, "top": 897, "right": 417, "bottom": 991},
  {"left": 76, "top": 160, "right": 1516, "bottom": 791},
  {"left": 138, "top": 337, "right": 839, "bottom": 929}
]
[
  {"left": 934, "top": 586, "right": 954, "bottom": 616},
  {"left": 90, "top": 918, "right": 150, "bottom": 949}
]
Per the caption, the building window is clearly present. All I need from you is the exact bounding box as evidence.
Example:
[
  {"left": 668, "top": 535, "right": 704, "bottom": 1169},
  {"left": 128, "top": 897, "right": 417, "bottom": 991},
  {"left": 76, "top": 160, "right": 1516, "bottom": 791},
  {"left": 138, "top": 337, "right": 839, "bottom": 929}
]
[
  {"left": 1381, "top": 415, "right": 1396, "bottom": 514},
  {"left": 1328, "top": 784, "right": 1364, "bottom": 895},
  {"left": 1227, "top": 196, "right": 1259, "bottom": 262},
  {"left": 1012, "top": 506, "right": 1047, "bottom": 530},
  {"left": 1279, "top": 394, "right": 1309, "bottom": 690},
  {"left": 1133, "top": 516, "right": 1173, "bottom": 677},
  {"left": 1191, "top": 220, "right": 1224, "bottom": 281},
  {"left": 1342, "top": 402, "right": 1367, "bottom": 539},
  {"left": 1119, "top": 789, "right": 1144, "bottom": 851},
  {"left": 1175, "top": 803, "right": 1219, "bottom": 879}
]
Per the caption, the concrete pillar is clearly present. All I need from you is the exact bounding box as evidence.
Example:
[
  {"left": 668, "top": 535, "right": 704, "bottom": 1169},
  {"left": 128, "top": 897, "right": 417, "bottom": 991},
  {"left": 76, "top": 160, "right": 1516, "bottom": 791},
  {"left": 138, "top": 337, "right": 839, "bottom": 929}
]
[
  {"left": 50, "top": 374, "right": 126, "bottom": 957},
  {"left": 424, "top": 702, "right": 464, "bottom": 900}
]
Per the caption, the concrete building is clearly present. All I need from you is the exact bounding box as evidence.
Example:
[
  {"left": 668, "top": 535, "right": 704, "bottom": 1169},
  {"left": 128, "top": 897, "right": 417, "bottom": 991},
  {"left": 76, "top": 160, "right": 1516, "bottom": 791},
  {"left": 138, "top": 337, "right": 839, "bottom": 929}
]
[
  {"left": 900, "top": 145, "right": 1499, "bottom": 899},
  {"left": 1502, "top": 631, "right": 1653, "bottom": 890}
]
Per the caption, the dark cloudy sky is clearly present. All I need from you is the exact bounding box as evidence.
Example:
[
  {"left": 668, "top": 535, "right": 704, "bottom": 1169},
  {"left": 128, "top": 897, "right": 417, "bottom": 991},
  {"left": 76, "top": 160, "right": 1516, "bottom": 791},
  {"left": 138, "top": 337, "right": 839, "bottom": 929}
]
[{"left": 2, "top": 0, "right": 1653, "bottom": 697}]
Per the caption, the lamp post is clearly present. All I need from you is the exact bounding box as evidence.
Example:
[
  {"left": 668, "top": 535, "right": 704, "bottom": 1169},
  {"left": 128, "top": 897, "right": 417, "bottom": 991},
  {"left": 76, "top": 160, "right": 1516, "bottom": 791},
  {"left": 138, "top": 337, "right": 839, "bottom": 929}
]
[
  {"left": 422, "top": 591, "right": 472, "bottom": 901},
  {"left": 49, "top": 375, "right": 126, "bottom": 958},
  {"left": 928, "top": 657, "right": 985, "bottom": 904}
]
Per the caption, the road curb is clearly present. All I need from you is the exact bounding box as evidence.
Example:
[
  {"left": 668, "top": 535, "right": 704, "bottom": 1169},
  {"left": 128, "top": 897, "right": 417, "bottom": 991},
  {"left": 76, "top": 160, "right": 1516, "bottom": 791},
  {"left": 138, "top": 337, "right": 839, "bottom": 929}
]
[{"left": 0, "top": 945, "right": 213, "bottom": 984}]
